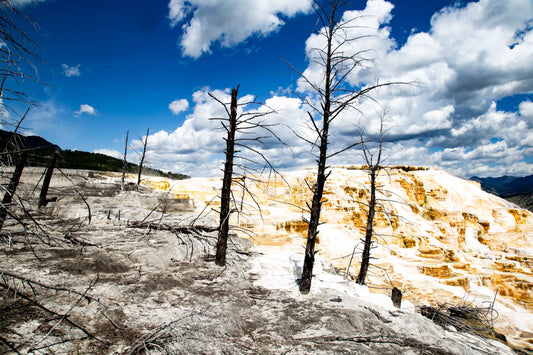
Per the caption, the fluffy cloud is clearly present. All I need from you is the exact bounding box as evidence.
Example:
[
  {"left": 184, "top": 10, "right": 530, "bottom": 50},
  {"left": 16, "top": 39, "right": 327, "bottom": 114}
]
[
  {"left": 296, "top": 0, "right": 533, "bottom": 177},
  {"left": 74, "top": 104, "right": 96, "bottom": 117},
  {"left": 61, "top": 64, "right": 81, "bottom": 77},
  {"left": 0, "top": 98, "right": 9, "bottom": 121},
  {"left": 130, "top": 88, "right": 311, "bottom": 176},
  {"left": 520, "top": 100, "right": 533, "bottom": 123},
  {"left": 137, "top": 0, "right": 532, "bottom": 178},
  {"left": 169, "top": 98, "right": 189, "bottom": 115},
  {"left": 130, "top": 89, "right": 231, "bottom": 176},
  {"left": 297, "top": 0, "right": 396, "bottom": 94},
  {"left": 168, "top": 0, "right": 312, "bottom": 58}
]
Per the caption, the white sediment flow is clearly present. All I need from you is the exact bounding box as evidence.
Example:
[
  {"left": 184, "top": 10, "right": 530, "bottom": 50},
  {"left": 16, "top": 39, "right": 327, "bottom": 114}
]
[
  {"left": 6, "top": 166, "right": 532, "bottom": 352},
  {"left": 137, "top": 165, "right": 533, "bottom": 351}
]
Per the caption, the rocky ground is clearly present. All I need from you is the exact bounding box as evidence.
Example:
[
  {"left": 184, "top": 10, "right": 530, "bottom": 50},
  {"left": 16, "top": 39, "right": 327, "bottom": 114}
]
[{"left": 0, "top": 170, "right": 520, "bottom": 354}]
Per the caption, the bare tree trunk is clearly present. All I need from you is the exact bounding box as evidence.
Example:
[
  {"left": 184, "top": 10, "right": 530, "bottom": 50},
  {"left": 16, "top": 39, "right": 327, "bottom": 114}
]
[
  {"left": 121, "top": 130, "right": 129, "bottom": 191},
  {"left": 300, "top": 116, "right": 330, "bottom": 293},
  {"left": 356, "top": 167, "right": 377, "bottom": 285},
  {"left": 0, "top": 151, "right": 28, "bottom": 231},
  {"left": 299, "top": 3, "right": 336, "bottom": 294},
  {"left": 137, "top": 128, "right": 149, "bottom": 188},
  {"left": 215, "top": 87, "right": 238, "bottom": 266},
  {"left": 355, "top": 115, "right": 385, "bottom": 285},
  {"left": 289, "top": 0, "right": 403, "bottom": 293},
  {"left": 38, "top": 151, "right": 58, "bottom": 208}
]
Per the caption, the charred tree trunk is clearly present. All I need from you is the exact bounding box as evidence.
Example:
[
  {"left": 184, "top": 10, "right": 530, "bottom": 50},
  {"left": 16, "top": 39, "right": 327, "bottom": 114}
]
[
  {"left": 299, "top": 8, "right": 335, "bottom": 294},
  {"left": 356, "top": 166, "right": 377, "bottom": 285},
  {"left": 299, "top": 132, "right": 329, "bottom": 293},
  {"left": 292, "top": 0, "right": 404, "bottom": 293},
  {"left": 215, "top": 87, "right": 239, "bottom": 266},
  {"left": 137, "top": 128, "right": 149, "bottom": 188},
  {"left": 121, "top": 130, "right": 129, "bottom": 191},
  {"left": 0, "top": 151, "right": 28, "bottom": 231},
  {"left": 38, "top": 151, "right": 58, "bottom": 208}
]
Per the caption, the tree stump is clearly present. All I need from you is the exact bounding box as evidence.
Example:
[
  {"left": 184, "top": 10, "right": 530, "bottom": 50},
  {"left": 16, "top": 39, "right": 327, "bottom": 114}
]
[{"left": 391, "top": 287, "right": 402, "bottom": 308}]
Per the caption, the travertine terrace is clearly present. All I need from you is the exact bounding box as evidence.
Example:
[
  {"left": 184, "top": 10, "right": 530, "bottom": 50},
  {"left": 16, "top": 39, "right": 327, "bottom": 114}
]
[
  {"left": 1, "top": 166, "right": 531, "bottom": 353},
  {"left": 154, "top": 165, "right": 533, "bottom": 350}
]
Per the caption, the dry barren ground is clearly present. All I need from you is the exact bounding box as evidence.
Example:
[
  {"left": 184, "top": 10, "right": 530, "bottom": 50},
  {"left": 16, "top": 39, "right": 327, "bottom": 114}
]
[{"left": 0, "top": 172, "right": 517, "bottom": 354}]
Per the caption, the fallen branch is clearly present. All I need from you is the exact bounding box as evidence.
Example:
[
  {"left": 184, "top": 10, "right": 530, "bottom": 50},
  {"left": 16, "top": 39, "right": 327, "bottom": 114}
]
[
  {"left": 0, "top": 268, "right": 99, "bottom": 303},
  {"left": 297, "top": 333, "right": 456, "bottom": 354},
  {"left": 0, "top": 334, "right": 21, "bottom": 355},
  {"left": 127, "top": 221, "right": 218, "bottom": 234},
  {"left": 56, "top": 168, "right": 92, "bottom": 225},
  {"left": 0, "top": 282, "right": 109, "bottom": 350},
  {"left": 30, "top": 276, "right": 99, "bottom": 351},
  {"left": 64, "top": 232, "right": 99, "bottom": 246},
  {"left": 419, "top": 297, "right": 499, "bottom": 337},
  {"left": 126, "top": 316, "right": 194, "bottom": 355}
]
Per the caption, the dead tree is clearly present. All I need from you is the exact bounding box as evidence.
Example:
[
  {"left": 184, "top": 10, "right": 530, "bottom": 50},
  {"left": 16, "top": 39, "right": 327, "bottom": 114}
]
[
  {"left": 0, "top": 1, "right": 43, "bottom": 120},
  {"left": 289, "top": 0, "right": 406, "bottom": 294},
  {"left": 0, "top": 4, "right": 107, "bottom": 353},
  {"left": 356, "top": 120, "right": 384, "bottom": 285},
  {"left": 121, "top": 130, "right": 129, "bottom": 191},
  {"left": 38, "top": 151, "right": 58, "bottom": 208},
  {"left": 209, "top": 86, "right": 283, "bottom": 266},
  {"left": 215, "top": 88, "right": 238, "bottom": 266},
  {"left": 0, "top": 150, "right": 27, "bottom": 231},
  {"left": 137, "top": 128, "right": 149, "bottom": 188}
]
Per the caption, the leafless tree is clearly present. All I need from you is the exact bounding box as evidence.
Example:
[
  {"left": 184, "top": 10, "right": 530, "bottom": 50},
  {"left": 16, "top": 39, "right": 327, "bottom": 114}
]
[
  {"left": 356, "top": 118, "right": 385, "bottom": 285},
  {"left": 209, "top": 85, "right": 284, "bottom": 266},
  {"left": 137, "top": 128, "right": 149, "bottom": 188},
  {"left": 121, "top": 130, "right": 129, "bottom": 191},
  {"left": 0, "top": 0, "right": 43, "bottom": 125},
  {"left": 0, "top": 0, "right": 42, "bottom": 231},
  {"left": 38, "top": 150, "right": 58, "bottom": 208},
  {"left": 0, "top": 149, "right": 26, "bottom": 231},
  {"left": 288, "top": 0, "right": 406, "bottom": 294},
  {"left": 213, "top": 88, "right": 238, "bottom": 266},
  {"left": 0, "top": 5, "right": 107, "bottom": 352}
]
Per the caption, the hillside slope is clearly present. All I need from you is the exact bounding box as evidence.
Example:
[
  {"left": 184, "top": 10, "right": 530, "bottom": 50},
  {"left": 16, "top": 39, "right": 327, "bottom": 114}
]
[
  {"left": 471, "top": 175, "right": 533, "bottom": 211},
  {"left": 0, "top": 129, "right": 189, "bottom": 180},
  {"left": 0, "top": 167, "right": 518, "bottom": 354},
  {"left": 0, "top": 129, "right": 61, "bottom": 151},
  {"left": 508, "top": 192, "right": 533, "bottom": 212},
  {"left": 145, "top": 165, "right": 532, "bottom": 351},
  {"left": 471, "top": 175, "right": 533, "bottom": 197}
]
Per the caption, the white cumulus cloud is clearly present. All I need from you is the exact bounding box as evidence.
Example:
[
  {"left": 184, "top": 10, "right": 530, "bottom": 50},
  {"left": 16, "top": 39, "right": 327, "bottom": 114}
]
[
  {"left": 294, "top": 0, "right": 533, "bottom": 177},
  {"left": 168, "top": 0, "right": 312, "bottom": 58},
  {"left": 61, "top": 64, "right": 81, "bottom": 77},
  {"left": 74, "top": 104, "right": 96, "bottom": 117},
  {"left": 130, "top": 88, "right": 311, "bottom": 177},
  {"left": 520, "top": 100, "right": 533, "bottom": 123},
  {"left": 143, "top": 0, "right": 533, "bottom": 178},
  {"left": 169, "top": 98, "right": 189, "bottom": 115}
]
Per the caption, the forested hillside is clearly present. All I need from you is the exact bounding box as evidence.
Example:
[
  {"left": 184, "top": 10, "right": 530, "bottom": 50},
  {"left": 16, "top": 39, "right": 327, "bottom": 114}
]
[{"left": 0, "top": 130, "right": 189, "bottom": 180}]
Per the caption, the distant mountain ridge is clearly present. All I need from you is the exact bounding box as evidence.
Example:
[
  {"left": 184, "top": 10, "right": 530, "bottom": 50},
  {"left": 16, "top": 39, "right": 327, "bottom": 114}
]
[
  {"left": 470, "top": 175, "right": 533, "bottom": 197},
  {"left": 0, "top": 129, "right": 61, "bottom": 152},
  {"left": 0, "top": 129, "right": 189, "bottom": 180},
  {"left": 470, "top": 175, "right": 533, "bottom": 211}
]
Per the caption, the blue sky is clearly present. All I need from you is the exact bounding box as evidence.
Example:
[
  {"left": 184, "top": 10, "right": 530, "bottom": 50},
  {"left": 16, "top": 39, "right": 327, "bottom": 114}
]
[{"left": 4, "top": 0, "right": 533, "bottom": 178}]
